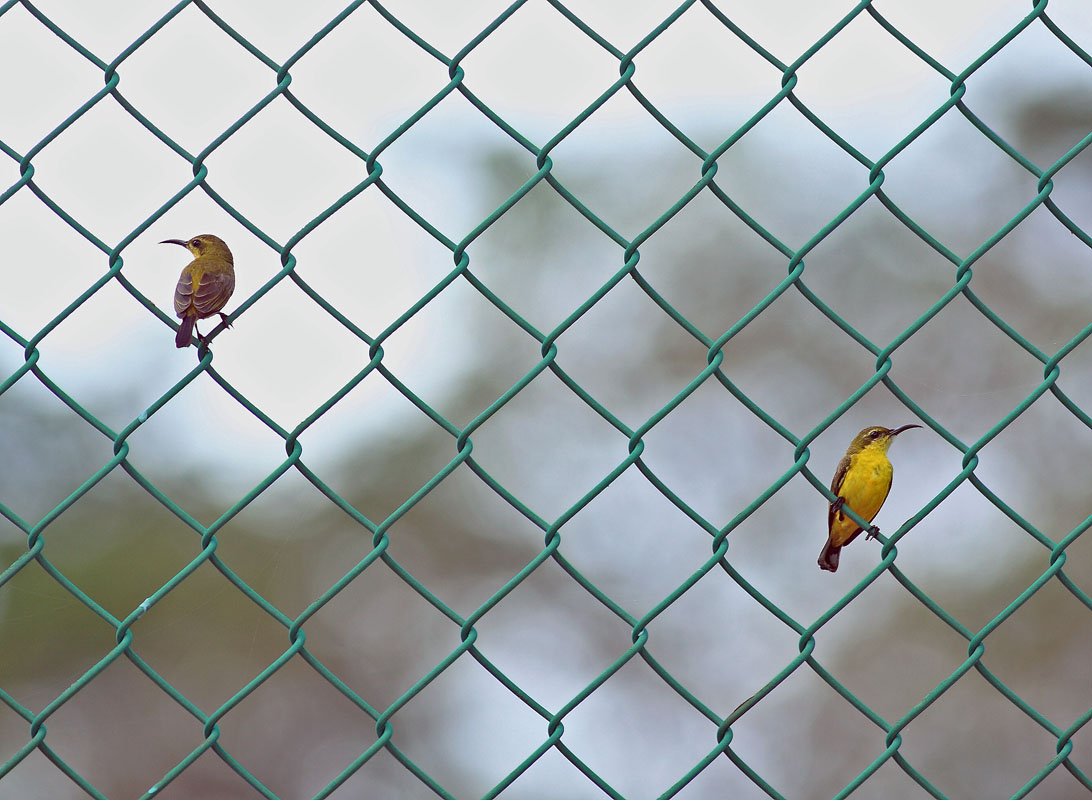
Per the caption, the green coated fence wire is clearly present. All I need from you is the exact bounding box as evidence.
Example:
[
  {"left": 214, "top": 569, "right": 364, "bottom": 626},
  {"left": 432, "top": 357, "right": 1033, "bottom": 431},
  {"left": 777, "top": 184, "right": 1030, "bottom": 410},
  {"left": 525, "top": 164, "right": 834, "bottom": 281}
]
[{"left": 2, "top": 0, "right": 1092, "bottom": 798}]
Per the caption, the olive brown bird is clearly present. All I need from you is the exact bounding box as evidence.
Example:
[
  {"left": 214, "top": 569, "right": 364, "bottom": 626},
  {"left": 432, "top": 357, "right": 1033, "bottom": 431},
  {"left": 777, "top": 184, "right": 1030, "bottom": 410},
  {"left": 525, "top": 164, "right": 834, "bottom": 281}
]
[
  {"left": 162, "top": 234, "right": 236, "bottom": 348},
  {"left": 819, "top": 423, "right": 920, "bottom": 572}
]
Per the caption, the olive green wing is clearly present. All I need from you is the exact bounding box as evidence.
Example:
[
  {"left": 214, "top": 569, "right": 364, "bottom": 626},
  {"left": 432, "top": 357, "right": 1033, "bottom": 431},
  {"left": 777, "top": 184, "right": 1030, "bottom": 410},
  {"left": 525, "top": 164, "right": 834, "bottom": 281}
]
[
  {"left": 827, "top": 454, "right": 851, "bottom": 534},
  {"left": 194, "top": 269, "right": 235, "bottom": 317}
]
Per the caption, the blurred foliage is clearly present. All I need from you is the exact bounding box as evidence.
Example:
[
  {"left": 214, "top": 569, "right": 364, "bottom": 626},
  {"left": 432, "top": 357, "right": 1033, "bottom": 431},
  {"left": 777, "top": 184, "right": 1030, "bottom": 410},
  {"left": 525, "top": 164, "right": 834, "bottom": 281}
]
[{"left": 3, "top": 71, "right": 1092, "bottom": 800}]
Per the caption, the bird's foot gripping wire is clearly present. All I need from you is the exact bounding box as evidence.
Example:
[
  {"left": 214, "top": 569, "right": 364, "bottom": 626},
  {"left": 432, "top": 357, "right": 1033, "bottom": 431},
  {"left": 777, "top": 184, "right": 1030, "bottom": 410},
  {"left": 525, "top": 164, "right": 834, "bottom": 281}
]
[
  {"left": 830, "top": 497, "right": 845, "bottom": 514},
  {"left": 865, "top": 525, "right": 881, "bottom": 541},
  {"left": 218, "top": 312, "right": 233, "bottom": 329}
]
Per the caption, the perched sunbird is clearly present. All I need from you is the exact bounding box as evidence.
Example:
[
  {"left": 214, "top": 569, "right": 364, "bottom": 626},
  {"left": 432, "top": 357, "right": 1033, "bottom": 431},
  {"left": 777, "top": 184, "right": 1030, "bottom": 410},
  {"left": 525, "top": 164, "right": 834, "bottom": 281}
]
[
  {"left": 161, "top": 234, "right": 236, "bottom": 348},
  {"left": 819, "top": 424, "right": 920, "bottom": 572}
]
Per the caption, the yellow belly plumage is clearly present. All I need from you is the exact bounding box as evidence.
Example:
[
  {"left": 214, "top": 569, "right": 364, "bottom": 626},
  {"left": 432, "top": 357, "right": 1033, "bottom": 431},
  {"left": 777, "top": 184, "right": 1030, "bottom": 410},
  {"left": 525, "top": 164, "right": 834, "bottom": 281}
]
[{"left": 829, "top": 450, "right": 892, "bottom": 548}]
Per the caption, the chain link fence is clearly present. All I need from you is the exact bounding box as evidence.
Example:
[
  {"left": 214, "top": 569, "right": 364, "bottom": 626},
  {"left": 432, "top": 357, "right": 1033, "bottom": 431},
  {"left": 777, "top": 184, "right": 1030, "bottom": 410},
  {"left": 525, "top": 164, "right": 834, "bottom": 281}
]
[{"left": 2, "top": 1, "right": 1091, "bottom": 798}]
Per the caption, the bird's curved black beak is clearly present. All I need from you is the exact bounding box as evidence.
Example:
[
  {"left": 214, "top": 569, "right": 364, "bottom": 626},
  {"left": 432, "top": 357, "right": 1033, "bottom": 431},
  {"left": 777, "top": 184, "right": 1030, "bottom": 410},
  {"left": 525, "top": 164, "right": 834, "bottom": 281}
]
[
  {"left": 159, "top": 239, "right": 187, "bottom": 246},
  {"left": 889, "top": 424, "right": 922, "bottom": 436}
]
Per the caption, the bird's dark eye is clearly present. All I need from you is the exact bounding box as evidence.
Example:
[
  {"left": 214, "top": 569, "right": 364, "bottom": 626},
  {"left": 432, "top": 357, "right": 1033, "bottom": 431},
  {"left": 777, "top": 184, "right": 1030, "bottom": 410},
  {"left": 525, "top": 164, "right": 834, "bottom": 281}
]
[
  {"left": 869, "top": 429, "right": 883, "bottom": 439},
  {"left": 190, "top": 239, "right": 201, "bottom": 247}
]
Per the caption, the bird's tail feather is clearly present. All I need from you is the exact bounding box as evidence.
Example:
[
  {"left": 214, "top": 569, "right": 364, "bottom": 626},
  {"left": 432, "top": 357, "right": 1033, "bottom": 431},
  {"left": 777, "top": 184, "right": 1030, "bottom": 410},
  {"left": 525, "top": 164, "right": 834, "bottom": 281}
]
[
  {"left": 818, "top": 541, "right": 840, "bottom": 572},
  {"left": 175, "top": 314, "right": 196, "bottom": 348}
]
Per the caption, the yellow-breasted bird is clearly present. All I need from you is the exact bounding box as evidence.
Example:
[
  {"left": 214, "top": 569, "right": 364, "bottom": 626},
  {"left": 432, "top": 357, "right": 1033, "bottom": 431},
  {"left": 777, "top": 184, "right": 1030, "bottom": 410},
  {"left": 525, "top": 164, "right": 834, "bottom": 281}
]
[
  {"left": 162, "top": 234, "right": 236, "bottom": 348},
  {"left": 819, "top": 424, "right": 920, "bottom": 572}
]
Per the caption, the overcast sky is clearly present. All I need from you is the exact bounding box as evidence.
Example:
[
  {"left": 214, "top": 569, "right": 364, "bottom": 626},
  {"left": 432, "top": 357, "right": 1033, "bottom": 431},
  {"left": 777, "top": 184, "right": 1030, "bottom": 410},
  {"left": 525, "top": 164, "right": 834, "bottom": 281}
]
[{"left": 4, "top": 0, "right": 1086, "bottom": 481}]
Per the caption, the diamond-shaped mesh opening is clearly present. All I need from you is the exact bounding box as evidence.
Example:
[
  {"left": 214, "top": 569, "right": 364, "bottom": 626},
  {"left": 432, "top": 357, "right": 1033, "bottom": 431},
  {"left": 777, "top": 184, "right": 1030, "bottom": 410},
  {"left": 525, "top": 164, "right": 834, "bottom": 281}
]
[{"left": 3, "top": 3, "right": 1092, "bottom": 798}]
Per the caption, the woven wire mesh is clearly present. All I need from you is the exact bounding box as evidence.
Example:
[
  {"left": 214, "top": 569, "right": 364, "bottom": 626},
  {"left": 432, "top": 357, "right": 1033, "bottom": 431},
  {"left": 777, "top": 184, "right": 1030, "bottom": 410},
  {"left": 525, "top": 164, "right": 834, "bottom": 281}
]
[{"left": 2, "top": 1, "right": 1092, "bottom": 798}]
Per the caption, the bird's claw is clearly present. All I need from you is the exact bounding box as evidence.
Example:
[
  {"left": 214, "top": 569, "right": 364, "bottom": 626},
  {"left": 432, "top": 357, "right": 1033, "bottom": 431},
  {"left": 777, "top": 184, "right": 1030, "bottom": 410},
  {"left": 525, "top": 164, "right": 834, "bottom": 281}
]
[
  {"left": 218, "top": 312, "right": 233, "bottom": 329},
  {"left": 865, "top": 525, "right": 880, "bottom": 541},
  {"left": 831, "top": 497, "right": 845, "bottom": 514}
]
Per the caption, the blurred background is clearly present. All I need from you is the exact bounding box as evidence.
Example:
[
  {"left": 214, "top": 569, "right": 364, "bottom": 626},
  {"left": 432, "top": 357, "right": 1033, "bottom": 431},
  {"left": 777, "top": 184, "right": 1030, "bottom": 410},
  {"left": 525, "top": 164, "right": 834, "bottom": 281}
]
[{"left": 2, "top": 0, "right": 1092, "bottom": 798}]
